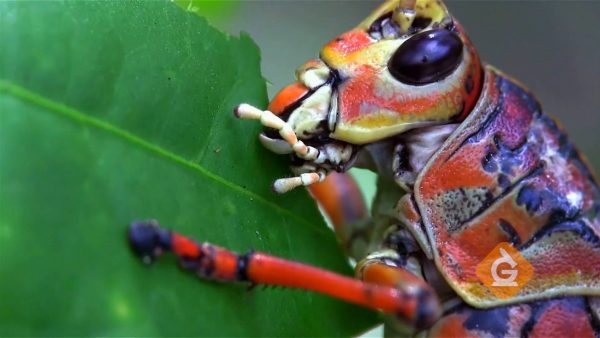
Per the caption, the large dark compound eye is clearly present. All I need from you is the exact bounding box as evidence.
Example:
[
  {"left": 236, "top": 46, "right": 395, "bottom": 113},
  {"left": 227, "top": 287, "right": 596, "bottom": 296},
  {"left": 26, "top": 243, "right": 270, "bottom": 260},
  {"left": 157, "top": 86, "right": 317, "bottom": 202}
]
[{"left": 388, "top": 29, "right": 464, "bottom": 85}]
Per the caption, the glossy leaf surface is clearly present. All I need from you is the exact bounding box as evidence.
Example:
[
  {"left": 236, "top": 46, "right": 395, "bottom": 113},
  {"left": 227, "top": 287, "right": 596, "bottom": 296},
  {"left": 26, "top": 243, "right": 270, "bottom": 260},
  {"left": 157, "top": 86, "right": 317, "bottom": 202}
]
[{"left": 0, "top": 1, "right": 378, "bottom": 335}]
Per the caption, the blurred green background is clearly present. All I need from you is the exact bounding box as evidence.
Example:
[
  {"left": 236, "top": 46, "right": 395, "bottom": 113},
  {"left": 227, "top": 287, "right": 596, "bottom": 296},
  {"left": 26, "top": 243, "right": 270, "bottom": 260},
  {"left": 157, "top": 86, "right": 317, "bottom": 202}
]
[{"left": 217, "top": 0, "right": 600, "bottom": 202}]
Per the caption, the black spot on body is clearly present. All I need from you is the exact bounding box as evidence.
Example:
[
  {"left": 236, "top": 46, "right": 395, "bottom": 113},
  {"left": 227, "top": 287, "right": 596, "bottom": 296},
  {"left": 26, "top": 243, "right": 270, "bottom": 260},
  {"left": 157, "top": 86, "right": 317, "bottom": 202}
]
[
  {"left": 498, "top": 219, "right": 521, "bottom": 245},
  {"left": 497, "top": 174, "right": 511, "bottom": 189},
  {"left": 517, "top": 185, "right": 542, "bottom": 212},
  {"left": 482, "top": 149, "right": 497, "bottom": 172}
]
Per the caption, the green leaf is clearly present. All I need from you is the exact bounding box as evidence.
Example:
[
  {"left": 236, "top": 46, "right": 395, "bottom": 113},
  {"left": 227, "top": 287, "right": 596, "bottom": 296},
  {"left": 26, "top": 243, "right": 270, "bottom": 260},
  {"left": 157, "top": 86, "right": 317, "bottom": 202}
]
[{"left": 0, "top": 1, "right": 378, "bottom": 336}]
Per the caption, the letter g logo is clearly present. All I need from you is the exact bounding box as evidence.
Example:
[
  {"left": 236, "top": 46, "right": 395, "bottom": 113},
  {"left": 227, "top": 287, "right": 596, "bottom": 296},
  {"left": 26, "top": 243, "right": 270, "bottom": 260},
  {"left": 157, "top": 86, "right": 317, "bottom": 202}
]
[
  {"left": 490, "top": 248, "right": 518, "bottom": 287},
  {"left": 476, "top": 242, "right": 534, "bottom": 299}
]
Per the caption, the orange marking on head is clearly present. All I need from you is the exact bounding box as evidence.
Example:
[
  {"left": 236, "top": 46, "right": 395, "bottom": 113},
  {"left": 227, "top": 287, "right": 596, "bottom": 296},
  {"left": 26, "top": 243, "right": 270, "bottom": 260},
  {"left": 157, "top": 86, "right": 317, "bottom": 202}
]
[
  {"left": 268, "top": 82, "right": 309, "bottom": 115},
  {"left": 338, "top": 65, "right": 462, "bottom": 125},
  {"left": 324, "top": 30, "right": 373, "bottom": 58}
]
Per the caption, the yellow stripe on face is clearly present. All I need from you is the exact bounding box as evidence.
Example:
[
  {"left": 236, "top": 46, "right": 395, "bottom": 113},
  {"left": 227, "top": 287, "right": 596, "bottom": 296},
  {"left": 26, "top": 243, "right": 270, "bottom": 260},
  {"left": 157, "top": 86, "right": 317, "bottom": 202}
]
[
  {"left": 331, "top": 101, "right": 460, "bottom": 144},
  {"left": 333, "top": 120, "right": 422, "bottom": 144}
]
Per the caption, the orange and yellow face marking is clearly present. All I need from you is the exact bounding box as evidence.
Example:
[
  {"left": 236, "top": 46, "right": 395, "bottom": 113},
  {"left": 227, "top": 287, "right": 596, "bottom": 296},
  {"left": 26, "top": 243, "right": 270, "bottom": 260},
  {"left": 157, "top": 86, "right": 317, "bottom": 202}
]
[
  {"left": 316, "top": 0, "right": 482, "bottom": 144},
  {"left": 322, "top": 30, "right": 373, "bottom": 62},
  {"left": 332, "top": 61, "right": 469, "bottom": 143}
]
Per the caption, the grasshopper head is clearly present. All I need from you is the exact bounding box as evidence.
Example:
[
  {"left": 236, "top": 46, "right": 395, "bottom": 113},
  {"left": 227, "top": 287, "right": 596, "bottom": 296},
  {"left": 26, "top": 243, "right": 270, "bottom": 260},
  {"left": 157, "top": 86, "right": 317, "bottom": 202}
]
[
  {"left": 321, "top": 0, "right": 483, "bottom": 144},
  {"left": 236, "top": 0, "right": 483, "bottom": 193}
]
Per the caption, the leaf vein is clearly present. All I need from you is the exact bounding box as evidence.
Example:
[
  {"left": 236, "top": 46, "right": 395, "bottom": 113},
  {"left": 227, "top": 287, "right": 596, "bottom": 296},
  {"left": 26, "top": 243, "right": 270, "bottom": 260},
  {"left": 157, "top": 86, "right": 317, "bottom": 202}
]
[{"left": 0, "top": 79, "right": 327, "bottom": 234}]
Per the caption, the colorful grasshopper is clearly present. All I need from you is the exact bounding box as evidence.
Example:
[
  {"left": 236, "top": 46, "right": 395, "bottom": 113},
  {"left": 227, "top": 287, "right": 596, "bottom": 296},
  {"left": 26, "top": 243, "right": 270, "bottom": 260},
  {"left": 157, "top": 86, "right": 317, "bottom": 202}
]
[{"left": 129, "top": 0, "right": 600, "bottom": 335}]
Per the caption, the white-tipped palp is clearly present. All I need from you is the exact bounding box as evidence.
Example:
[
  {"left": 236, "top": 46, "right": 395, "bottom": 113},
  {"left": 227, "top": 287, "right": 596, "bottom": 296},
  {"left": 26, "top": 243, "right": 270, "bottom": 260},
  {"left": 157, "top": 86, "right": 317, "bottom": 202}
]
[
  {"left": 235, "top": 103, "right": 319, "bottom": 161},
  {"left": 272, "top": 170, "right": 326, "bottom": 194},
  {"left": 234, "top": 103, "right": 263, "bottom": 119},
  {"left": 259, "top": 133, "right": 293, "bottom": 154}
]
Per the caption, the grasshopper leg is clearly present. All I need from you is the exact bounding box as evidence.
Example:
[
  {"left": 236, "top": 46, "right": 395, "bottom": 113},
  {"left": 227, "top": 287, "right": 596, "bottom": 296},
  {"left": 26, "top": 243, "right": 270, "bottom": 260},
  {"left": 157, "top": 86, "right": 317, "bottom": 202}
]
[{"left": 128, "top": 220, "right": 434, "bottom": 328}]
